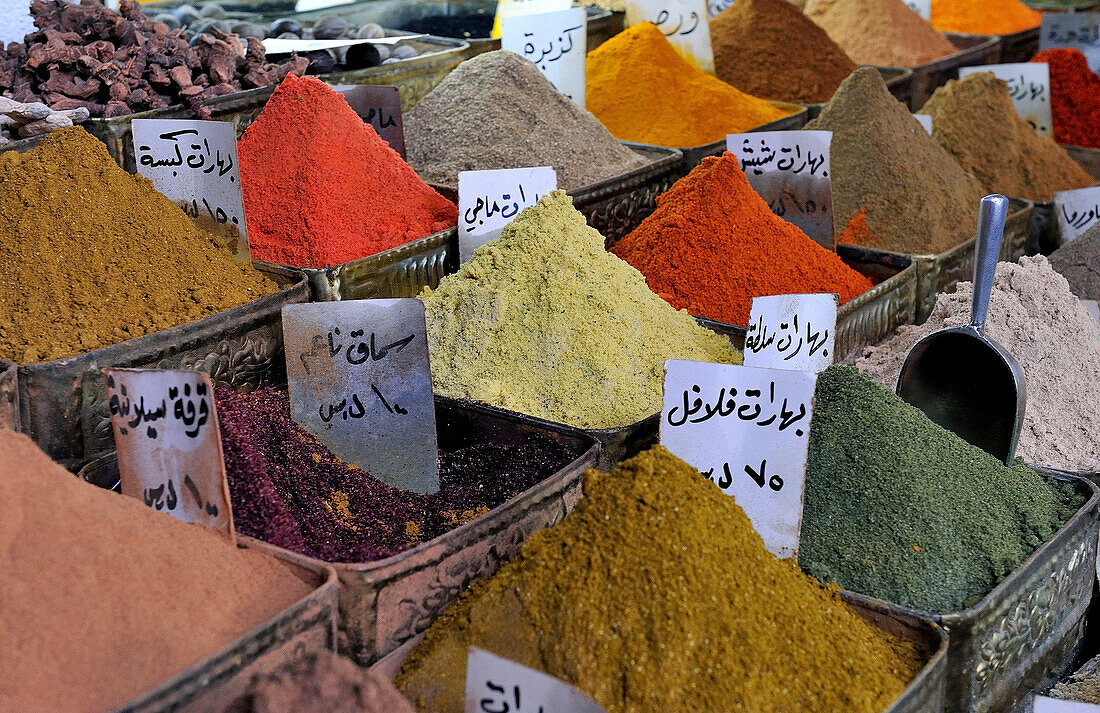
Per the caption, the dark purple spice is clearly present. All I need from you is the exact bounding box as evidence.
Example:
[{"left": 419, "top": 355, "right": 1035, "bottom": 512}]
[{"left": 215, "top": 386, "right": 582, "bottom": 563}]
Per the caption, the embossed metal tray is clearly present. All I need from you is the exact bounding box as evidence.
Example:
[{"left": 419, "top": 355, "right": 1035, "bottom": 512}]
[
  {"left": 676, "top": 103, "right": 808, "bottom": 175},
  {"left": 799, "top": 66, "right": 914, "bottom": 121},
  {"left": 11, "top": 265, "right": 307, "bottom": 470},
  {"left": 909, "top": 34, "right": 1002, "bottom": 109},
  {"left": 840, "top": 469, "right": 1099, "bottom": 713}
]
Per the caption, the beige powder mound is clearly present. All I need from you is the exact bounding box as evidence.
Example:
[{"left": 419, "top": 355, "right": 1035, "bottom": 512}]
[
  {"left": 0, "top": 431, "right": 314, "bottom": 713},
  {"left": 804, "top": 0, "right": 957, "bottom": 66},
  {"left": 856, "top": 256, "right": 1100, "bottom": 471},
  {"left": 420, "top": 190, "right": 739, "bottom": 429}
]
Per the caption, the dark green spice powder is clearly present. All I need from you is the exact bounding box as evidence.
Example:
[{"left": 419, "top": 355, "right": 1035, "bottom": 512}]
[{"left": 800, "top": 366, "right": 1081, "bottom": 613}]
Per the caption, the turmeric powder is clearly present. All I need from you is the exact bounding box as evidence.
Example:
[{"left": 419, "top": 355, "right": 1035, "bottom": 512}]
[
  {"left": 931, "top": 0, "right": 1040, "bottom": 35},
  {"left": 585, "top": 23, "right": 794, "bottom": 147}
]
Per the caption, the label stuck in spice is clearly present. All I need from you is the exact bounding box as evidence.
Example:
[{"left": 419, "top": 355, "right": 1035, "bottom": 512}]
[
  {"left": 465, "top": 648, "right": 608, "bottom": 713},
  {"left": 1054, "top": 185, "right": 1100, "bottom": 241},
  {"left": 744, "top": 294, "right": 838, "bottom": 373},
  {"left": 282, "top": 300, "right": 439, "bottom": 494},
  {"left": 104, "top": 368, "right": 235, "bottom": 540},
  {"left": 492, "top": 0, "right": 572, "bottom": 38},
  {"left": 727, "top": 130, "right": 833, "bottom": 246},
  {"left": 1040, "top": 13, "right": 1100, "bottom": 72},
  {"left": 458, "top": 166, "right": 558, "bottom": 263},
  {"left": 261, "top": 36, "right": 424, "bottom": 54},
  {"left": 903, "top": 0, "right": 931, "bottom": 20},
  {"left": 661, "top": 360, "right": 816, "bottom": 558},
  {"left": 913, "top": 114, "right": 934, "bottom": 134},
  {"left": 707, "top": 0, "right": 732, "bottom": 15},
  {"left": 334, "top": 85, "right": 406, "bottom": 158},
  {"left": 959, "top": 63, "right": 1052, "bottom": 136},
  {"left": 625, "top": 0, "right": 714, "bottom": 73},
  {"left": 1033, "top": 697, "right": 1100, "bottom": 713},
  {"left": 501, "top": 8, "right": 587, "bottom": 107},
  {"left": 132, "top": 119, "right": 249, "bottom": 261}
]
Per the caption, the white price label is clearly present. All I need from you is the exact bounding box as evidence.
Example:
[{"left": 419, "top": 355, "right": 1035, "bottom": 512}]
[
  {"left": 661, "top": 360, "right": 816, "bottom": 558},
  {"left": 492, "top": 0, "right": 573, "bottom": 37},
  {"left": 1034, "top": 696, "right": 1100, "bottom": 713},
  {"left": 1054, "top": 185, "right": 1100, "bottom": 241},
  {"left": 295, "top": 0, "right": 353, "bottom": 10},
  {"left": 1041, "top": 13, "right": 1100, "bottom": 73},
  {"left": 334, "top": 85, "right": 406, "bottom": 158},
  {"left": 261, "top": 36, "right": 423, "bottom": 54},
  {"left": 1083, "top": 299, "right": 1100, "bottom": 324},
  {"left": 913, "top": 114, "right": 934, "bottom": 134},
  {"left": 959, "top": 63, "right": 1052, "bottom": 136},
  {"left": 104, "top": 369, "right": 234, "bottom": 539},
  {"left": 458, "top": 167, "right": 557, "bottom": 263},
  {"left": 707, "top": 0, "right": 733, "bottom": 16},
  {"left": 744, "top": 294, "right": 838, "bottom": 373},
  {"left": 625, "top": 0, "right": 714, "bottom": 73},
  {"left": 0, "top": 0, "right": 36, "bottom": 45},
  {"left": 465, "top": 648, "right": 608, "bottom": 713},
  {"left": 903, "top": 0, "right": 931, "bottom": 20},
  {"left": 282, "top": 300, "right": 439, "bottom": 494},
  {"left": 726, "top": 130, "right": 833, "bottom": 246},
  {"left": 502, "top": 8, "right": 587, "bottom": 107},
  {"left": 132, "top": 119, "right": 249, "bottom": 261}
]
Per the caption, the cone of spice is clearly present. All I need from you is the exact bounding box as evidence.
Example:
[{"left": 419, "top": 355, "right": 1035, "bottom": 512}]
[
  {"left": 931, "top": 0, "right": 1040, "bottom": 35},
  {"left": 610, "top": 152, "right": 873, "bottom": 326},
  {"left": 1031, "top": 48, "right": 1100, "bottom": 149},
  {"left": 805, "top": 0, "right": 957, "bottom": 66},
  {"left": 585, "top": 22, "right": 794, "bottom": 147},
  {"left": 1050, "top": 223, "right": 1100, "bottom": 299},
  {"left": 710, "top": 0, "right": 858, "bottom": 104}
]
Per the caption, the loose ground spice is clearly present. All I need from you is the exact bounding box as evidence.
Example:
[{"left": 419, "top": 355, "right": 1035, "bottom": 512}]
[
  {"left": 805, "top": 0, "right": 957, "bottom": 66},
  {"left": 405, "top": 51, "right": 646, "bottom": 190},
  {"left": 802, "top": 366, "right": 1080, "bottom": 613},
  {"left": 1050, "top": 223, "right": 1100, "bottom": 299},
  {"left": 919, "top": 73, "right": 1094, "bottom": 201},
  {"left": 710, "top": 0, "right": 857, "bottom": 104},
  {"left": 586, "top": 23, "right": 793, "bottom": 147},
  {"left": 611, "top": 152, "right": 873, "bottom": 326},
  {"left": 0, "top": 127, "right": 277, "bottom": 364},
  {"left": 216, "top": 386, "right": 583, "bottom": 563},
  {"left": 809, "top": 68, "right": 986, "bottom": 254},
  {"left": 856, "top": 256, "right": 1100, "bottom": 471},
  {"left": 420, "top": 190, "right": 738, "bottom": 430},
  {"left": 395, "top": 445, "right": 923, "bottom": 713},
  {"left": 1031, "top": 48, "right": 1100, "bottom": 149},
  {"left": 0, "top": 430, "right": 312, "bottom": 713},
  {"left": 238, "top": 74, "right": 456, "bottom": 268},
  {"left": 931, "top": 0, "right": 1040, "bottom": 34}
]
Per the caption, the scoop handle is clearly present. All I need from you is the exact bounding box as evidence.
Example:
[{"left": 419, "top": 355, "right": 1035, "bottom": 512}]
[{"left": 970, "top": 194, "right": 1008, "bottom": 334}]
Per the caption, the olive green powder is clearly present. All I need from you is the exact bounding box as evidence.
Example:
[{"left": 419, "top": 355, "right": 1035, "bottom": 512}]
[
  {"left": 801, "top": 366, "right": 1081, "bottom": 613},
  {"left": 419, "top": 190, "right": 739, "bottom": 429}
]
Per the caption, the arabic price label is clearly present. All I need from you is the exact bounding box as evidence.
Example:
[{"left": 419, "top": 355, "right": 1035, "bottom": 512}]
[
  {"left": 660, "top": 360, "right": 817, "bottom": 558},
  {"left": 903, "top": 0, "right": 931, "bottom": 19},
  {"left": 282, "top": 299, "right": 439, "bottom": 494},
  {"left": 333, "top": 85, "right": 406, "bottom": 158},
  {"left": 104, "top": 368, "right": 235, "bottom": 541},
  {"left": 458, "top": 166, "right": 558, "bottom": 263},
  {"left": 1034, "top": 697, "right": 1100, "bottom": 713},
  {"left": 1040, "top": 13, "right": 1100, "bottom": 73},
  {"left": 491, "top": 0, "right": 572, "bottom": 38},
  {"left": 625, "top": 0, "right": 715, "bottom": 73},
  {"left": 501, "top": 8, "right": 588, "bottom": 108},
  {"left": 465, "top": 648, "right": 608, "bottom": 713},
  {"left": 132, "top": 119, "right": 249, "bottom": 262},
  {"left": 743, "top": 294, "right": 838, "bottom": 373},
  {"left": 959, "top": 63, "right": 1052, "bottom": 137},
  {"left": 1083, "top": 299, "right": 1100, "bottom": 324},
  {"left": 913, "top": 114, "right": 934, "bottom": 134},
  {"left": 1054, "top": 185, "right": 1100, "bottom": 242},
  {"left": 726, "top": 130, "right": 833, "bottom": 246},
  {"left": 707, "top": 0, "right": 733, "bottom": 17}
]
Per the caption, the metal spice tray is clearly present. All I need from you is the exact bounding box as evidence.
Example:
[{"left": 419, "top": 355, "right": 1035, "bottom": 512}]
[
  {"left": 11, "top": 264, "right": 307, "bottom": 471},
  {"left": 998, "top": 26, "right": 1041, "bottom": 63},
  {"left": 367, "top": 590, "right": 949, "bottom": 713},
  {"left": 1029, "top": 144, "right": 1100, "bottom": 251},
  {"left": 799, "top": 66, "right": 914, "bottom": 121},
  {"left": 1063, "top": 144, "right": 1100, "bottom": 180},
  {"left": 675, "top": 103, "right": 808, "bottom": 175},
  {"left": 909, "top": 34, "right": 1003, "bottom": 109},
  {"left": 839, "top": 469, "right": 1100, "bottom": 713}
]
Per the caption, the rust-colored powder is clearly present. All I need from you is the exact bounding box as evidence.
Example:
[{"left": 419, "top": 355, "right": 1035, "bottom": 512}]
[
  {"left": 0, "top": 431, "right": 313, "bottom": 713},
  {"left": 238, "top": 74, "right": 457, "bottom": 268},
  {"left": 805, "top": 0, "right": 957, "bottom": 67},
  {"left": 611, "top": 153, "right": 873, "bottom": 326},
  {"left": 1031, "top": 48, "right": 1100, "bottom": 149}
]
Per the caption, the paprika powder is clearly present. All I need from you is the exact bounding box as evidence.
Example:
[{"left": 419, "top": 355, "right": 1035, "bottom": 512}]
[
  {"left": 1031, "top": 48, "right": 1100, "bottom": 148},
  {"left": 931, "top": 0, "right": 1040, "bottom": 35}
]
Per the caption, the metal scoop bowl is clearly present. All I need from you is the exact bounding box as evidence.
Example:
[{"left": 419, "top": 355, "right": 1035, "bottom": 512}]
[{"left": 896, "top": 194, "right": 1026, "bottom": 464}]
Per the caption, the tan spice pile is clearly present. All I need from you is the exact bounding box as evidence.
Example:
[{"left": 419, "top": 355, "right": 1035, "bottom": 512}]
[{"left": 804, "top": 0, "right": 957, "bottom": 66}]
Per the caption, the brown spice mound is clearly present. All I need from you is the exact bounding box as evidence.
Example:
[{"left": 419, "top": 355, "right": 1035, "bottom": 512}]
[
  {"left": 711, "top": 0, "right": 857, "bottom": 104},
  {"left": 918, "top": 72, "right": 1094, "bottom": 201},
  {"left": 805, "top": 0, "right": 957, "bottom": 66},
  {"left": 808, "top": 68, "right": 985, "bottom": 254},
  {"left": 0, "top": 127, "right": 277, "bottom": 363},
  {"left": 0, "top": 430, "right": 313, "bottom": 713}
]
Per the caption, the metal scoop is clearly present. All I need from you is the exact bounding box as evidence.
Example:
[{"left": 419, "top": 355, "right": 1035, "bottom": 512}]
[{"left": 896, "top": 194, "right": 1026, "bottom": 464}]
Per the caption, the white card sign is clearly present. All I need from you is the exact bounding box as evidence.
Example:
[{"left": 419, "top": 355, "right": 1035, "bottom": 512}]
[
  {"left": 959, "top": 63, "right": 1052, "bottom": 136},
  {"left": 334, "top": 85, "right": 406, "bottom": 158},
  {"left": 625, "top": 0, "right": 714, "bottom": 73},
  {"left": 1040, "top": 13, "right": 1100, "bottom": 72},
  {"left": 1054, "top": 185, "right": 1100, "bottom": 241},
  {"left": 295, "top": 0, "right": 353, "bottom": 11},
  {"left": 661, "top": 360, "right": 816, "bottom": 558},
  {"left": 502, "top": 8, "right": 587, "bottom": 107},
  {"left": 132, "top": 119, "right": 249, "bottom": 261},
  {"left": 465, "top": 648, "right": 608, "bottom": 713},
  {"left": 744, "top": 294, "right": 838, "bottom": 373},
  {"left": 727, "top": 130, "right": 833, "bottom": 246},
  {"left": 104, "top": 368, "right": 234, "bottom": 540},
  {"left": 903, "top": 0, "right": 931, "bottom": 20},
  {"left": 492, "top": 0, "right": 572, "bottom": 37},
  {"left": 707, "top": 0, "right": 733, "bottom": 16},
  {"left": 1083, "top": 299, "right": 1100, "bottom": 324},
  {"left": 913, "top": 114, "right": 934, "bottom": 134},
  {"left": 1034, "top": 697, "right": 1100, "bottom": 713},
  {"left": 282, "top": 300, "right": 439, "bottom": 494},
  {"left": 458, "top": 166, "right": 557, "bottom": 263},
  {"left": 261, "top": 36, "right": 424, "bottom": 54}
]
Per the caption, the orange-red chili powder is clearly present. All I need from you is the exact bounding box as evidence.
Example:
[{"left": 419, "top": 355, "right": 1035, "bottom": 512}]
[
  {"left": 1031, "top": 48, "right": 1100, "bottom": 149},
  {"left": 611, "top": 153, "right": 873, "bottom": 326},
  {"left": 238, "top": 74, "right": 457, "bottom": 268}
]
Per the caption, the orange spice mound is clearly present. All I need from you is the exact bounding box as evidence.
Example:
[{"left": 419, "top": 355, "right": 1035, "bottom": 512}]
[
  {"left": 837, "top": 209, "right": 874, "bottom": 246},
  {"left": 611, "top": 153, "right": 873, "bottom": 326},
  {"left": 931, "top": 0, "right": 1040, "bottom": 35}
]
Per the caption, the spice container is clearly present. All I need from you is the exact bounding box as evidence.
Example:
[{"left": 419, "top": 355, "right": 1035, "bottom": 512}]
[
  {"left": 1063, "top": 143, "right": 1100, "bottom": 179},
  {"left": 997, "top": 25, "right": 1041, "bottom": 62},
  {"left": 908, "top": 33, "right": 1002, "bottom": 108},
  {"left": 800, "top": 66, "right": 914, "bottom": 120},
  {"left": 676, "top": 103, "right": 808, "bottom": 175},
  {"left": 0, "top": 359, "right": 17, "bottom": 432}
]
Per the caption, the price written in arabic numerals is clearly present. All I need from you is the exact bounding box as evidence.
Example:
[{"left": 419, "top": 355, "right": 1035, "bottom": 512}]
[{"left": 142, "top": 473, "right": 222, "bottom": 517}]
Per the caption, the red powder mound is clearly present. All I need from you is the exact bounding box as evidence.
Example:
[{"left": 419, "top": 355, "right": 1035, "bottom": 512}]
[
  {"left": 1031, "top": 48, "right": 1100, "bottom": 149},
  {"left": 611, "top": 153, "right": 873, "bottom": 326},
  {"left": 239, "top": 74, "right": 457, "bottom": 267}
]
